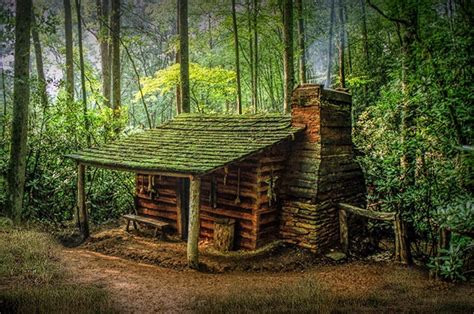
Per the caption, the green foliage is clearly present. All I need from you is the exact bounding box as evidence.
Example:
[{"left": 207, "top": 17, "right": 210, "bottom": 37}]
[
  {"left": 428, "top": 241, "right": 473, "bottom": 282},
  {"left": 139, "top": 63, "right": 236, "bottom": 113}
]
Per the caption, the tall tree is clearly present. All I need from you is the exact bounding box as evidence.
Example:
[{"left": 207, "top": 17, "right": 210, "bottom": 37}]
[
  {"left": 97, "top": 0, "right": 111, "bottom": 108},
  {"left": 7, "top": 0, "right": 32, "bottom": 222},
  {"left": 232, "top": 0, "right": 243, "bottom": 114},
  {"left": 63, "top": 0, "right": 74, "bottom": 100},
  {"left": 325, "top": 0, "right": 336, "bottom": 88},
  {"left": 337, "top": 0, "right": 346, "bottom": 88},
  {"left": 296, "top": 0, "right": 306, "bottom": 84},
  {"left": 179, "top": 0, "right": 190, "bottom": 113},
  {"left": 111, "top": 0, "right": 121, "bottom": 118},
  {"left": 175, "top": 1, "right": 181, "bottom": 114},
  {"left": 282, "top": 0, "right": 294, "bottom": 113},
  {"left": 251, "top": 0, "right": 258, "bottom": 112},
  {"left": 75, "top": 0, "right": 91, "bottom": 147},
  {"left": 31, "top": 13, "right": 48, "bottom": 109}
]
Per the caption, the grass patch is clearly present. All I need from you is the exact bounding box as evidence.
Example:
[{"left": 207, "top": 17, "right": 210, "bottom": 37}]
[
  {"left": 0, "top": 220, "right": 114, "bottom": 313},
  {"left": 194, "top": 279, "right": 342, "bottom": 313}
]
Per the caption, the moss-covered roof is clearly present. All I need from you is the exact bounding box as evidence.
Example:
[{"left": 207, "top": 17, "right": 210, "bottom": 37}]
[{"left": 66, "top": 114, "right": 303, "bottom": 175}]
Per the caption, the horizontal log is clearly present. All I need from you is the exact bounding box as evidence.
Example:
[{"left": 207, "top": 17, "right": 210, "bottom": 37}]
[
  {"left": 136, "top": 198, "right": 177, "bottom": 213},
  {"left": 338, "top": 203, "right": 395, "bottom": 221}
]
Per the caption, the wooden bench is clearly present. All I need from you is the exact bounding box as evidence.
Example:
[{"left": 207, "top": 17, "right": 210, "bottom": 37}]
[{"left": 123, "top": 214, "right": 170, "bottom": 239}]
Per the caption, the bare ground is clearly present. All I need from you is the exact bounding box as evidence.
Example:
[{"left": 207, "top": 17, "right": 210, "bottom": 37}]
[{"left": 59, "top": 226, "right": 474, "bottom": 313}]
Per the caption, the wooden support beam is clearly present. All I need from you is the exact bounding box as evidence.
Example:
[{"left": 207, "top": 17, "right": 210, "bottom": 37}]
[
  {"left": 187, "top": 176, "right": 201, "bottom": 269},
  {"left": 77, "top": 163, "right": 89, "bottom": 239},
  {"left": 339, "top": 209, "right": 349, "bottom": 254},
  {"left": 338, "top": 203, "right": 395, "bottom": 221}
]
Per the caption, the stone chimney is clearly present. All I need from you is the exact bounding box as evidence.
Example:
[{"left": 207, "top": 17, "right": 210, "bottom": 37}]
[{"left": 280, "top": 84, "right": 366, "bottom": 252}]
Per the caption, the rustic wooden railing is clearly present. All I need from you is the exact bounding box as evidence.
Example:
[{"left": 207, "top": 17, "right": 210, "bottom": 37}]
[{"left": 338, "top": 203, "right": 412, "bottom": 264}]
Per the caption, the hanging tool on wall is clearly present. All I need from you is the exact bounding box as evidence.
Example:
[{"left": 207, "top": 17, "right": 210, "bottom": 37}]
[
  {"left": 234, "top": 167, "right": 241, "bottom": 204},
  {"left": 266, "top": 168, "right": 279, "bottom": 207},
  {"left": 224, "top": 166, "right": 229, "bottom": 185},
  {"left": 209, "top": 175, "right": 218, "bottom": 208},
  {"left": 139, "top": 175, "right": 145, "bottom": 194}
]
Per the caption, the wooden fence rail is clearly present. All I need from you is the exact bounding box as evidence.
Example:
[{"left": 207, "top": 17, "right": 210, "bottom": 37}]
[{"left": 338, "top": 203, "right": 412, "bottom": 265}]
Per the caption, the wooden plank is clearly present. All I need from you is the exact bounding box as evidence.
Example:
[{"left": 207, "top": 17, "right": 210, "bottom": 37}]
[
  {"left": 187, "top": 176, "right": 201, "bottom": 269},
  {"left": 338, "top": 203, "right": 395, "bottom": 221},
  {"left": 77, "top": 164, "right": 89, "bottom": 239},
  {"left": 123, "top": 214, "right": 170, "bottom": 228},
  {"left": 339, "top": 209, "right": 349, "bottom": 254}
]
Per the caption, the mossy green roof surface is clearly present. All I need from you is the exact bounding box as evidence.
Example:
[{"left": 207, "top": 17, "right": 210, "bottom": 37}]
[{"left": 66, "top": 114, "right": 303, "bottom": 175}]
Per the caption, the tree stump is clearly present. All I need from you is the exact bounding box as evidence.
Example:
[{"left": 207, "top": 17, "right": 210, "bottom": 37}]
[{"left": 214, "top": 218, "right": 236, "bottom": 252}]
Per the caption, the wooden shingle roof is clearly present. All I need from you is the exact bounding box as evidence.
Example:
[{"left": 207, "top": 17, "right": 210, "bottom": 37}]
[{"left": 66, "top": 114, "right": 304, "bottom": 175}]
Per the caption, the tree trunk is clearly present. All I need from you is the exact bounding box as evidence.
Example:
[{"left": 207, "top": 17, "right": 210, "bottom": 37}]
[
  {"left": 97, "top": 0, "right": 111, "bottom": 108},
  {"left": 187, "top": 176, "right": 201, "bottom": 269},
  {"left": 175, "top": 1, "right": 182, "bottom": 114},
  {"left": 179, "top": 0, "right": 190, "bottom": 113},
  {"left": 337, "top": 0, "right": 346, "bottom": 88},
  {"left": 282, "top": 0, "right": 294, "bottom": 113},
  {"left": 31, "top": 14, "right": 48, "bottom": 109},
  {"left": 325, "top": 0, "right": 335, "bottom": 88},
  {"left": 75, "top": 0, "right": 91, "bottom": 147},
  {"left": 64, "top": 0, "right": 74, "bottom": 101},
  {"left": 111, "top": 0, "right": 121, "bottom": 119},
  {"left": 252, "top": 0, "right": 258, "bottom": 112},
  {"left": 1, "top": 67, "right": 7, "bottom": 141},
  {"left": 360, "top": 0, "right": 370, "bottom": 66},
  {"left": 232, "top": 0, "right": 243, "bottom": 114},
  {"left": 77, "top": 163, "right": 89, "bottom": 239},
  {"left": 7, "top": 0, "right": 32, "bottom": 222},
  {"left": 296, "top": 0, "right": 306, "bottom": 84}
]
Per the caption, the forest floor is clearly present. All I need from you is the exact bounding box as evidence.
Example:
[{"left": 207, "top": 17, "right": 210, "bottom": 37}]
[{"left": 57, "top": 225, "right": 474, "bottom": 313}]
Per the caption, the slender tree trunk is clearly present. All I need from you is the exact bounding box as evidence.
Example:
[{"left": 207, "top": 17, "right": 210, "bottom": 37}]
[
  {"left": 187, "top": 176, "right": 201, "bottom": 269},
  {"left": 232, "top": 0, "right": 243, "bottom": 114},
  {"left": 337, "top": 0, "right": 346, "bottom": 88},
  {"left": 360, "top": 0, "right": 370, "bottom": 66},
  {"left": 344, "top": 4, "right": 352, "bottom": 74},
  {"left": 296, "top": 0, "right": 306, "bottom": 84},
  {"left": 252, "top": 0, "right": 258, "bottom": 112},
  {"left": 31, "top": 14, "right": 48, "bottom": 109},
  {"left": 111, "top": 0, "right": 121, "bottom": 120},
  {"left": 64, "top": 0, "right": 74, "bottom": 100},
  {"left": 325, "top": 0, "right": 335, "bottom": 88},
  {"left": 97, "top": 0, "right": 111, "bottom": 108},
  {"left": 1, "top": 67, "right": 7, "bottom": 140},
  {"left": 283, "top": 0, "right": 294, "bottom": 113},
  {"left": 179, "top": 0, "right": 190, "bottom": 113},
  {"left": 75, "top": 0, "right": 91, "bottom": 147},
  {"left": 7, "top": 0, "right": 32, "bottom": 222},
  {"left": 246, "top": 1, "right": 254, "bottom": 111},
  {"left": 175, "top": 1, "right": 182, "bottom": 114}
]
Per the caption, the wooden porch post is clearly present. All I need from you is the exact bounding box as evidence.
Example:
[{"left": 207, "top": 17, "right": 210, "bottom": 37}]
[
  {"left": 187, "top": 175, "right": 201, "bottom": 269},
  {"left": 77, "top": 163, "right": 89, "bottom": 239}
]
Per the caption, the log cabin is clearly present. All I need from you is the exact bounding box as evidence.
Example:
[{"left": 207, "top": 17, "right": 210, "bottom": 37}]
[{"left": 67, "top": 84, "right": 366, "bottom": 267}]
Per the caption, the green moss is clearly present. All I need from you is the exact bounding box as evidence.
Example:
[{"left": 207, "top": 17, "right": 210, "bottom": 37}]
[{"left": 66, "top": 114, "right": 303, "bottom": 174}]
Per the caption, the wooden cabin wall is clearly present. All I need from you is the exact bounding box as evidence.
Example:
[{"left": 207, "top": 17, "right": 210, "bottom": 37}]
[
  {"left": 200, "top": 142, "right": 290, "bottom": 250},
  {"left": 135, "top": 175, "right": 179, "bottom": 230},
  {"left": 134, "top": 142, "right": 289, "bottom": 250}
]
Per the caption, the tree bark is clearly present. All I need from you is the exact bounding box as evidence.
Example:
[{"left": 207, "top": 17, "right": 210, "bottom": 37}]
[
  {"left": 97, "top": 0, "right": 111, "bottom": 108},
  {"left": 77, "top": 163, "right": 89, "bottom": 239},
  {"left": 31, "top": 14, "right": 48, "bottom": 109},
  {"left": 252, "top": 0, "right": 258, "bottom": 112},
  {"left": 282, "top": 0, "right": 294, "bottom": 113},
  {"left": 7, "top": 0, "right": 32, "bottom": 222},
  {"left": 1, "top": 67, "right": 7, "bottom": 141},
  {"left": 64, "top": 0, "right": 74, "bottom": 101},
  {"left": 179, "top": 0, "right": 190, "bottom": 113},
  {"left": 187, "top": 176, "right": 201, "bottom": 269},
  {"left": 360, "top": 0, "right": 370, "bottom": 66},
  {"left": 232, "top": 0, "right": 243, "bottom": 114},
  {"left": 111, "top": 0, "right": 121, "bottom": 119},
  {"left": 325, "top": 0, "right": 335, "bottom": 88},
  {"left": 337, "top": 0, "right": 346, "bottom": 88},
  {"left": 75, "top": 0, "right": 91, "bottom": 147},
  {"left": 296, "top": 0, "right": 306, "bottom": 84},
  {"left": 175, "top": 1, "right": 182, "bottom": 114}
]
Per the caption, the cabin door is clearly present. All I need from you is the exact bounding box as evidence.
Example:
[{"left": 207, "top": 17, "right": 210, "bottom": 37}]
[{"left": 177, "top": 178, "right": 190, "bottom": 240}]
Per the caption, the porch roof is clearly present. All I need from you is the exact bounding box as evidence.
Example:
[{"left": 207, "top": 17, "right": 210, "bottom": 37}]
[{"left": 66, "top": 114, "right": 303, "bottom": 175}]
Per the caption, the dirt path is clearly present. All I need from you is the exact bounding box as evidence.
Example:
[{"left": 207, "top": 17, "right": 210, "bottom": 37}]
[{"left": 62, "top": 248, "right": 473, "bottom": 313}]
